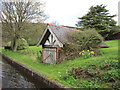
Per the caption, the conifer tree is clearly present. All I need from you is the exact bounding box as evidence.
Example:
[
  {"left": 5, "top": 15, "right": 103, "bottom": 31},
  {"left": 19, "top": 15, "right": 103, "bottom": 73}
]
[{"left": 77, "top": 4, "right": 119, "bottom": 39}]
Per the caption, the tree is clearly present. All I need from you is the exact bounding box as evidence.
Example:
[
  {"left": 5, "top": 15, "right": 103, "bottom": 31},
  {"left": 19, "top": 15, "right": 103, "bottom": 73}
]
[
  {"left": 0, "top": 0, "right": 47, "bottom": 51},
  {"left": 77, "top": 4, "right": 119, "bottom": 39}
]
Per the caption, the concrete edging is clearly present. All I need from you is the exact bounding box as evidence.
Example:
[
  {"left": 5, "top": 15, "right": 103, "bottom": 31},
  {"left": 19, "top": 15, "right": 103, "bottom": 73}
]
[{"left": 1, "top": 53, "right": 70, "bottom": 88}]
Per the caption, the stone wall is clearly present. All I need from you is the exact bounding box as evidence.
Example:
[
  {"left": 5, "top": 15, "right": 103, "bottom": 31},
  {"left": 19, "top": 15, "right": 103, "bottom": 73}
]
[{"left": 1, "top": 53, "right": 70, "bottom": 89}]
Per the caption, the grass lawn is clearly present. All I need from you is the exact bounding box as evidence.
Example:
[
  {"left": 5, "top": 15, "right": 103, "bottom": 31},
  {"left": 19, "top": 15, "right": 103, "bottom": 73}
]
[{"left": 2, "top": 39, "right": 119, "bottom": 88}]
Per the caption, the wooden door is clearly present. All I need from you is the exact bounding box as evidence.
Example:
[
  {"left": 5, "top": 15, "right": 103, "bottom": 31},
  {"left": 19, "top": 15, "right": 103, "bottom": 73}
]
[{"left": 43, "top": 48, "right": 56, "bottom": 64}]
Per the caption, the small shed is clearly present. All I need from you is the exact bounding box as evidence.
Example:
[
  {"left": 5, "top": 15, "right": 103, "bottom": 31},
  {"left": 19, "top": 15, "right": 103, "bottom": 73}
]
[
  {"left": 99, "top": 43, "right": 109, "bottom": 48},
  {"left": 37, "top": 24, "right": 82, "bottom": 64}
]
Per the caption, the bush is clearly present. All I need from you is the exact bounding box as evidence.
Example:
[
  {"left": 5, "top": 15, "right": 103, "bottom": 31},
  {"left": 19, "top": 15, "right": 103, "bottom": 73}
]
[
  {"left": 59, "top": 30, "right": 103, "bottom": 62},
  {"left": 67, "top": 29, "right": 103, "bottom": 51},
  {"left": 58, "top": 30, "right": 103, "bottom": 61},
  {"left": 17, "top": 38, "right": 29, "bottom": 50},
  {"left": 99, "top": 60, "right": 119, "bottom": 70}
]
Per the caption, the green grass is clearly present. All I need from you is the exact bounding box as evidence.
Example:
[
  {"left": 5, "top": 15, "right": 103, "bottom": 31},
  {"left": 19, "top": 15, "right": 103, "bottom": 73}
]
[
  {"left": 27, "top": 46, "right": 42, "bottom": 51},
  {"left": 18, "top": 46, "right": 42, "bottom": 52},
  {"left": 2, "top": 39, "right": 119, "bottom": 88}
]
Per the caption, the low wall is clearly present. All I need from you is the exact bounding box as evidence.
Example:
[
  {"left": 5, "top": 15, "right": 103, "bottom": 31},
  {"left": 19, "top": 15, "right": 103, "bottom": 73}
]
[{"left": 1, "top": 53, "right": 70, "bottom": 89}]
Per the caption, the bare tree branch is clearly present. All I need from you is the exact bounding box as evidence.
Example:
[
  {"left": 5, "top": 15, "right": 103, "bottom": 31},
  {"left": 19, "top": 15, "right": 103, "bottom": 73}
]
[{"left": 1, "top": 0, "right": 47, "bottom": 51}]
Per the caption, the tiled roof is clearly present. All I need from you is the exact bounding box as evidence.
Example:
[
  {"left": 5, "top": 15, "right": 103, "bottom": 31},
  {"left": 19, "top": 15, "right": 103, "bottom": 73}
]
[
  {"left": 37, "top": 23, "right": 82, "bottom": 46},
  {"left": 48, "top": 24, "right": 82, "bottom": 44},
  {"left": 49, "top": 24, "right": 82, "bottom": 32}
]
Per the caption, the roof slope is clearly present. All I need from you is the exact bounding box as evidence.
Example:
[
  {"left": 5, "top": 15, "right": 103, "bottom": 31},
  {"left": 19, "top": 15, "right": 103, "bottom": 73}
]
[
  {"left": 49, "top": 24, "right": 82, "bottom": 44},
  {"left": 37, "top": 23, "right": 82, "bottom": 45}
]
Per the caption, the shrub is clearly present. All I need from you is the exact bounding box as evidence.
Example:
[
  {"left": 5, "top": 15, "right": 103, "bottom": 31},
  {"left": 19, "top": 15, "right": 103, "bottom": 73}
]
[
  {"left": 58, "top": 30, "right": 103, "bottom": 61},
  {"left": 17, "top": 38, "right": 29, "bottom": 50},
  {"left": 59, "top": 74, "right": 81, "bottom": 87},
  {"left": 79, "top": 80, "right": 108, "bottom": 88},
  {"left": 68, "top": 67, "right": 99, "bottom": 79},
  {"left": 67, "top": 29, "right": 103, "bottom": 51},
  {"left": 99, "top": 60, "right": 119, "bottom": 70}
]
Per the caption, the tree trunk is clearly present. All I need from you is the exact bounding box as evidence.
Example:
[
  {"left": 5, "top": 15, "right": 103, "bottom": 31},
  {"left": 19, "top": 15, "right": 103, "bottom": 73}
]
[{"left": 12, "top": 37, "right": 18, "bottom": 52}]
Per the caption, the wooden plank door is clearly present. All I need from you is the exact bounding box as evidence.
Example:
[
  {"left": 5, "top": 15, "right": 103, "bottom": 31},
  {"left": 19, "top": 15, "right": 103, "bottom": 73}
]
[{"left": 43, "top": 48, "right": 56, "bottom": 64}]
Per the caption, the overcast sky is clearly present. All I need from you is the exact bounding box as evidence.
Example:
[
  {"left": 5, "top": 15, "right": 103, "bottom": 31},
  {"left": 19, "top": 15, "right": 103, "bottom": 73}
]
[{"left": 42, "top": 0, "right": 119, "bottom": 26}]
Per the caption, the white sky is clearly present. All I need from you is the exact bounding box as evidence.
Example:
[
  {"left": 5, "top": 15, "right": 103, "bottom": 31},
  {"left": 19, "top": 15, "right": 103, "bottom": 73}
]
[{"left": 41, "top": 0, "right": 119, "bottom": 26}]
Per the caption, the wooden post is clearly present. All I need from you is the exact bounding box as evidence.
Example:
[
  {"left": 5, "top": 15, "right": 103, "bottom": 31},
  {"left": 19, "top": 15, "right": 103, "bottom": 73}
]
[{"left": 56, "top": 48, "right": 61, "bottom": 59}]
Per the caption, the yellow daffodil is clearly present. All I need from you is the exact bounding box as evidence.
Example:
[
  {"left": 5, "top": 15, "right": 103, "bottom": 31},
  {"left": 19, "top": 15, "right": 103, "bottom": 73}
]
[
  {"left": 79, "top": 52, "right": 80, "bottom": 54},
  {"left": 91, "top": 51, "right": 94, "bottom": 54},
  {"left": 82, "top": 50, "right": 84, "bottom": 52},
  {"left": 87, "top": 50, "right": 90, "bottom": 52},
  {"left": 82, "top": 53, "right": 84, "bottom": 55}
]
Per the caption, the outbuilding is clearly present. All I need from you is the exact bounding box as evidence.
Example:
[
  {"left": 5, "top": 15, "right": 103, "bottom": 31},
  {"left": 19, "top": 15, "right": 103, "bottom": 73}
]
[{"left": 37, "top": 24, "right": 82, "bottom": 64}]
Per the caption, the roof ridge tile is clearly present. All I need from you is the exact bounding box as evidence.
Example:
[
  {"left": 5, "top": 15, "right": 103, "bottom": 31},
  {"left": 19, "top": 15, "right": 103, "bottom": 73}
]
[{"left": 48, "top": 23, "right": 82, "bottom": 32}]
